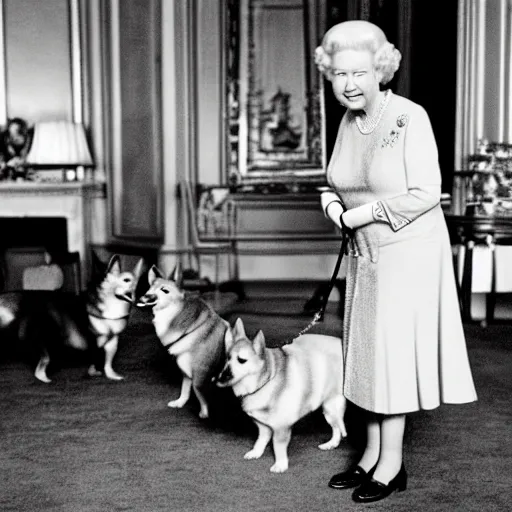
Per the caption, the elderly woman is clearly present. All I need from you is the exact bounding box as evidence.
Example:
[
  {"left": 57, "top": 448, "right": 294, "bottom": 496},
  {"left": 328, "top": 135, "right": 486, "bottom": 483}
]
[{"left": 316, "top": 21, "right": 477, "bottom": 504}]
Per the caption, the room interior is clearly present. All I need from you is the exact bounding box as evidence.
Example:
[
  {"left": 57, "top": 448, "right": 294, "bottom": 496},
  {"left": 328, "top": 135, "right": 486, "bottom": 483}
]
[
  {"left": 0, "top": 0, "right": 511, "bottom": 321},
  {"left": 0, "top": 0, "right": 510, "bottom": 321},
  {"left": 1, "top": 2, "right": 511, "bottom": 511}
]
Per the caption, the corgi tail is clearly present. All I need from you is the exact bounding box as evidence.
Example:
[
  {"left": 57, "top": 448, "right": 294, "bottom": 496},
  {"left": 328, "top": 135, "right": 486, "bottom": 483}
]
[
  {"left": 0, "top": 305, "right": 16, "bottom": 328},
  {"left": 61, "top": 316, "right": 89, "bottom": 351},
  {"left": 0, "top": 292, "right": 22, "bottom": 328}
]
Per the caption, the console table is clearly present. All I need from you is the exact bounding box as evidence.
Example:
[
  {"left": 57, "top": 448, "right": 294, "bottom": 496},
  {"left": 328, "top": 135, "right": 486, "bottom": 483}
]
[
  {"left": 0, "top": 181, "right": 105, "bottom": 289},
  {"left": 199, "top": 192, "right": 341, "bottom": 248},
  {"left": 193, "top": 190, "right": 345, "bottom": 309}
]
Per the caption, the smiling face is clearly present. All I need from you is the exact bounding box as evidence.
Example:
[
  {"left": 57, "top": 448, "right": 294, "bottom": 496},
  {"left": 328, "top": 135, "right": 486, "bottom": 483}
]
[
  {"left": 137, "top": 270, "right": 184, "bottom": 309},
  {"left": 330, "top": 49, "right": 382, "bottom": 113}
]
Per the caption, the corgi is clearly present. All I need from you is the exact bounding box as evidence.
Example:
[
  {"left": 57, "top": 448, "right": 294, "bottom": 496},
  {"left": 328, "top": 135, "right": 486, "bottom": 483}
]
[
  {"left": 0, "top": 290, "right": 92, "bottom": 382},
  {"left": 215, "top": 318, "right": 347, "bottom": 473},
  {"left": 0, "top": 253, "right": 143, "bottom": 383},
  {"left": 85, "top": 253, "right": 144, "bottom": 381},
  {"left": 137, "top": 262, "right": 228, "bottom": 419}
]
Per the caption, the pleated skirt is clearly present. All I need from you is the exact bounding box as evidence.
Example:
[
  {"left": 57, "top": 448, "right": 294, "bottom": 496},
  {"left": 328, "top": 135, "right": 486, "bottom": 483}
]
[{"left": 342, "top": 206, "right": 477, "bottom": 414}]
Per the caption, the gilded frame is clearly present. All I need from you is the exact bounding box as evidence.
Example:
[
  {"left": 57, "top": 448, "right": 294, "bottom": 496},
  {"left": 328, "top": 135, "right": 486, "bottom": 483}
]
[{"left": 226, "top": 0, "right": 327, "bottom": 185}]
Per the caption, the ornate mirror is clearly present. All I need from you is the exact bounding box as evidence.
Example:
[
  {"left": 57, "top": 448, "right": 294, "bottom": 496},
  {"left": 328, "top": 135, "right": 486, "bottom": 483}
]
[{"left": 226, "top": 0, "right": 327, "bottom": 189}]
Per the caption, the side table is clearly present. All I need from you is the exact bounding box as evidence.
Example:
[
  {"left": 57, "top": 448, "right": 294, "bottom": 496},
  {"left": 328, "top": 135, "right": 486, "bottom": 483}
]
[{"left": 445, "top": 214, "right": 512, "bottom": 325}]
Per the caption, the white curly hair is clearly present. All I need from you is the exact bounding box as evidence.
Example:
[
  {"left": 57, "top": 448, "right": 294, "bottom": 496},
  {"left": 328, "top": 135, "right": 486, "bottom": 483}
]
[{"left": 315, "top": 20, "right": 401, "bottom": 85}]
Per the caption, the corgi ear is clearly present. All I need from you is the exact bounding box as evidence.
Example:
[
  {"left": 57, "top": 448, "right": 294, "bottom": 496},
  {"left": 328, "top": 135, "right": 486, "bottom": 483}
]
[
  {"left": 168, "top": 260, "right": 183, "bottom": 288},
  {"left": 132, "top": 258, "right": 145, "bottom": 281},
  {"left": 148, "top": 265, "right": 163, "bottom": 285},
  {"left": 233, "top": 318, "right": 246, "bottom": 339},
  {"left": 224, "top": 326, "right": 234, "bottom": 352},
  {"left": 106, "top": 255, "right": 121, "bottom": 276},
  {"left": 253, "top": 330, "right": 266, "bottom": 356}
]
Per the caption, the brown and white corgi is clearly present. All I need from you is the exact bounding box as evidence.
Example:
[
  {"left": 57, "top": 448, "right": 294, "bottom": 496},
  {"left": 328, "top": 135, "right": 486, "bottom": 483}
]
[
  {"left": 137, "top": 262, "right": 228, "bottom": 419},
  {"left": 85, "top": 253, "right": 144, "bottom": 381},
  {"left": 215, "top": 318, "right": 347, "bottom": 473}
]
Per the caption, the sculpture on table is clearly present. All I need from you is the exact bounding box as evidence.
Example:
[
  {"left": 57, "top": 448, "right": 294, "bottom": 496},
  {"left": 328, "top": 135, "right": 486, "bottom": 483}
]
[
  {"left": 0, "top": 118, "right": 33, "bottom": 181},
  {"left": 466, "top": 139, "right": 512, "bottom": 216}
]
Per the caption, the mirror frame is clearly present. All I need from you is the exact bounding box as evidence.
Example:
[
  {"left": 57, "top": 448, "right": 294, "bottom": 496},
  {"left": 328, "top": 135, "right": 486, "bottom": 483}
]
[
  {"left": 0, "top": 0, "right": 84, "bottom": 126},
  {"left": 226, "top": 0, "right": 327, "bottom": 187}
]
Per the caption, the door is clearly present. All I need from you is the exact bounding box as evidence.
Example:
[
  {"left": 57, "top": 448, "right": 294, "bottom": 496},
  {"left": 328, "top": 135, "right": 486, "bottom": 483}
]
[{"left": 104, "top": 0, "right": 163, "bottom": 244}]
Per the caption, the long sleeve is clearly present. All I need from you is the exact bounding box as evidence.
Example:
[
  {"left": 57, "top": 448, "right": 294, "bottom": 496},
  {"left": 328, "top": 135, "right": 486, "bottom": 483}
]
[
  {"left": 374, "top": 106, "right": 441, "bottom": 231},
  {"left": 343, "top": 106, "right": 441, "bottom": 231}
]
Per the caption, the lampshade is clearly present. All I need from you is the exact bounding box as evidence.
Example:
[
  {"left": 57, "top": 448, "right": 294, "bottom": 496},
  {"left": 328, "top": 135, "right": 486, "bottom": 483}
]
[{"left": 26, "top": 121, "right": 93, "bottom": 167}]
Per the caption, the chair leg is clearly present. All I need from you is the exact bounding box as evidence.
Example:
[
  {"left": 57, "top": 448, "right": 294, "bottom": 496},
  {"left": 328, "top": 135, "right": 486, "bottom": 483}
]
[
  {"left": 214, "top": 253, "right": 221, "bottom": 307},
  {"left": 187, "top": 248, "right": 195, "bottom": 272},
  {"left": 194, "top": 252, "right": 202, "bottom": 277},
  {"left": 461, "top": 241, "right": 474, "bottom": 323},
  {"left": 485, "top": 242, "right": 497, "bottom": 327},
  {"left": 232, "top": 242, "right": 240, "bottom": 281},
  {"left": 452, "top": 244, "right": 463, "bottom": 310},
  {"left": 230, "top": 242, "right": 246, "bottom": 300}
]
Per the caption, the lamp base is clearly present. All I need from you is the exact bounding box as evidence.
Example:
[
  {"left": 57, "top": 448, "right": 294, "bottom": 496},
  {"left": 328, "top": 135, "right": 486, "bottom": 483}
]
[
  {"left": 65, "top": 168, "right": 76, "bottom": 181},
  {"left": 64, "top": 166, "right": 86, "bottom": 182},
  {"left": 27, "top": 166, "right": 91, "bottom": 183}
]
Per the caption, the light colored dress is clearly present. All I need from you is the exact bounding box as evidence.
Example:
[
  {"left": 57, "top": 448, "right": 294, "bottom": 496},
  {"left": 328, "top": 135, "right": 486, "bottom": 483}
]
[{"left": 327, "top": 91, "right": 477, "bottom": 415}]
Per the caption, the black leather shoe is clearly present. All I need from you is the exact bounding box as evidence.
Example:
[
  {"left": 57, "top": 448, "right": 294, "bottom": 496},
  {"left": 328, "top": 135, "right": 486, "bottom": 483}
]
[
  {"left": 328, "top": 465, "right": 375, "bottom": 490},
  {"left": 352, "top": 464, "right": 407, "bottom": 503}
]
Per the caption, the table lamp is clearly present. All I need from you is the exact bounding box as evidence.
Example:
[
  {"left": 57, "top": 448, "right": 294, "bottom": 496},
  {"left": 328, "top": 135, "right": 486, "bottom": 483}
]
[{"left": 26, "top": 121, "right": 94, "bottom": 182}]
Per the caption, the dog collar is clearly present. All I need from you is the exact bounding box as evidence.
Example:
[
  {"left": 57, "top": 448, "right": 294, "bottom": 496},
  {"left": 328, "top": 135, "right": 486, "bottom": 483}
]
[
  {"left": 239, "top": 371, "right": 276, "bottom": 399},
  {"left": 87, "top": 309, "right": 130, "bottom": 321},
  {"left": 238, "top": 349, "right": 280, "bottom": 399}
]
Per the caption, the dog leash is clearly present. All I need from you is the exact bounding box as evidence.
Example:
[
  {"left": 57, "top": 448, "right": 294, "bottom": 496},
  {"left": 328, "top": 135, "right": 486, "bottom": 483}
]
[{"left": 291, "top": 216, "right": 353, "bottom": 341}]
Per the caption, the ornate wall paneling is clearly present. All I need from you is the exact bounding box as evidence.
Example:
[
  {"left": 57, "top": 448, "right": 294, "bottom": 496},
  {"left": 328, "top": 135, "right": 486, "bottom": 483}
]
[
  {"left": 102, "top": 0, "right": 164, "bottom": 243},
  {"left": 1, "top": 0, "right": 76, "bottom": 122},
  {"left": 227, "top": 0, "right": 328, "bottom": 187}
]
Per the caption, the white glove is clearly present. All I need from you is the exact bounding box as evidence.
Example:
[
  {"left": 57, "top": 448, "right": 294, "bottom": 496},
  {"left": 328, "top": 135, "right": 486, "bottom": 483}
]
[
  {"left": 320, "top": 191, "right": 343, "bottom": 229},
  {"left": 320, "top": 191, "right": 341, "bottom": 214}
]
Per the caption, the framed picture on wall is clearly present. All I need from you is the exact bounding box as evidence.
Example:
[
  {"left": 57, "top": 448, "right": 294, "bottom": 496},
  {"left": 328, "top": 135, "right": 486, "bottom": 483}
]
[{"left": 226, "top": 0, "right": 327, "bottom": 186}]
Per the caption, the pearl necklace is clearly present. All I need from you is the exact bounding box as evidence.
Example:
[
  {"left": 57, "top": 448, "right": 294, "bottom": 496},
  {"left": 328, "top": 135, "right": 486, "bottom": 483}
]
[{"left": 355, "top": 90, "right": 392, "bottom": 135}]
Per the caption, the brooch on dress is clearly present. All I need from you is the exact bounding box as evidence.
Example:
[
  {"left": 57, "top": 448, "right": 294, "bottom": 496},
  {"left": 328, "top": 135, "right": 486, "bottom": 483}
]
[{"left": 382, "top": 114, "right": 409, "bottom": 148}]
